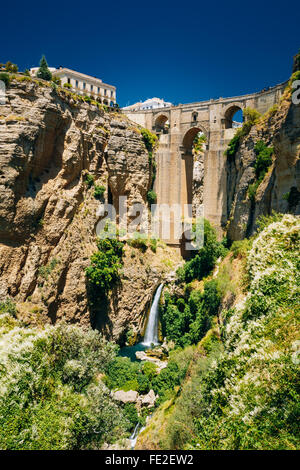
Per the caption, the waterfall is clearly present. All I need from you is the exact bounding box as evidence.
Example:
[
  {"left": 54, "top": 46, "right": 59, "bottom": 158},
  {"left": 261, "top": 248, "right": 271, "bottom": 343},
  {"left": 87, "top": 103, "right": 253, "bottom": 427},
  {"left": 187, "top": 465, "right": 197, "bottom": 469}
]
[{"left": 142, "top": 283, "right": 163, "bottom": 346}]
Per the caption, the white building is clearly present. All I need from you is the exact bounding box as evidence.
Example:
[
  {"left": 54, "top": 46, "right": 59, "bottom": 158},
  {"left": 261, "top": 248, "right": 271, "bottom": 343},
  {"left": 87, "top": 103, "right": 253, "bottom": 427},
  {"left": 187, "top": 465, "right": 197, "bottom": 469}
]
[
  {"left": 30, "top": 66, "right": 116, "bottom": 106},
  {"left": 123, "top": 97, "right": 172, "bottom": 111}
]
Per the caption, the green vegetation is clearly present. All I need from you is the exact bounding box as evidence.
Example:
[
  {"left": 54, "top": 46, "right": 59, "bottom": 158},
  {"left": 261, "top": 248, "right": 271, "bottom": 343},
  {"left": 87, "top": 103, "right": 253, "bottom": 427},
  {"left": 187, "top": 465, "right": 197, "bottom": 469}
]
[
  {"left": 160, "top": 279, "right": 221, "bottom": 348},
  {"left": 0, "top": 298, "right": 16, "bottom": 317},
  {"left": 225, "top": 107, "right": 262, "bottom": 159},
  {"left": 3, "top": 61, "right": 18, "bottom": 73},
  {"left": 51, "top": 76, "right": 61, "bottom": 85},
  {"left": 127, "top": 232, "right": 148, "bottom": 252},
  {"left": 84, "top": 172, "right": 95, "bottom": 188},
  {"left": 36, "top": 55, "right": 52, "bottom": 81},
  {"left": 193, "top": 133, "right": 207, "bottom": 154},
  {"left": 156, "top": 220, "right": 226, "bottom": 348},
  {"left": 248, "top": 140, "right": 273, "bottom": 201},
  {"left": 84, "top": 95, "right": 92, "bottom": 103},
  {"left": 158, "top": 215, "right": 300, "bottom": 450},
  {"left": 0, "top": 72, "right": 10, "bottom": 87},
  {"left": 140, "top": 127, "right": 158, "bottom": 152},
  {"left": 147, "top": 189, "right": 157, "bottom": 205},
  {"left": 104, "top": 349, "right": 194, "bottom": 407},
  {"left": 94, "top": 185, "right": 106, "bottom": 199},
  {"left": 63, "top": 82, "right": 72, "bottom": 89},
  {"left": 294, "top": 49, "right": 300, "bottom": 72},
  {"left": 149, "top": 238, "right": 158, "bottom": 253},
  {"left": 177, "top": 219, "right": 227, "bottom": 283},
  {"left": 0, "top": 322, "right": 130, "bottom": 449},
  {"left": 85, "top": 238, "right": 124, "bottom": 293},
  {"left": 38, "top": 257, "right": 59, "bottom": 281}
]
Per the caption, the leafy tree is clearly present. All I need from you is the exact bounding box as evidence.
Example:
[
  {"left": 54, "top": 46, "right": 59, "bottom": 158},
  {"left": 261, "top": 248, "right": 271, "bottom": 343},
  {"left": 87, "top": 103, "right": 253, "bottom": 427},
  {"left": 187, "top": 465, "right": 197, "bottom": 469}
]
[
  {"left": 5, "top": 61, "right": 18, "bottom": 73},
  {"left": 37, "top": 55, "right": 52, "bottom": 81},
  {"left": 85, "top": 238, "right": 124, "bottom": 293}
]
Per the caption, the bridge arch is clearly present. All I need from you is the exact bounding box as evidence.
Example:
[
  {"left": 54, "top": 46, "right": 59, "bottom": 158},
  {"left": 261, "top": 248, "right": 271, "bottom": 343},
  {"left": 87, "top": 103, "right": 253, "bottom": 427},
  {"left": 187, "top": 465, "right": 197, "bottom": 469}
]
[
  {"left": 223, "top": 102, "right": 244, "bottom": 129},
  {"left": 154, "top": 114, "right": 169, "bottom": 132},
  {"left": 182, "top": 126, "right": 207, "bottom": 151}
]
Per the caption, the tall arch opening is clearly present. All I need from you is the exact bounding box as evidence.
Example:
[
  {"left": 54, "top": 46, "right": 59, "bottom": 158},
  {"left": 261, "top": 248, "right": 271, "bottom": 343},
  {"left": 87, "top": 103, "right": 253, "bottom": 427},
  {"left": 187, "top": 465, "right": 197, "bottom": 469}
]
[
  {"left": 224, "top": 105, "right": 243, "bottom": 129},
  {"left": 154, "top": 114, "right": 169, "bottom": 132},
  {"left": 181, "top": 127, "right": 207, "bottom": 209}
]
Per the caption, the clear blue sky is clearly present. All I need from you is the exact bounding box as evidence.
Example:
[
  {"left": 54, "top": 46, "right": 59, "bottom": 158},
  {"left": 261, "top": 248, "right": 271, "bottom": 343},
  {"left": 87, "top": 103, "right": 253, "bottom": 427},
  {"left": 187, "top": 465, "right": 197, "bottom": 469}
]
[{"left": 1, "top": 0, "right": 299, "bottom": 107}]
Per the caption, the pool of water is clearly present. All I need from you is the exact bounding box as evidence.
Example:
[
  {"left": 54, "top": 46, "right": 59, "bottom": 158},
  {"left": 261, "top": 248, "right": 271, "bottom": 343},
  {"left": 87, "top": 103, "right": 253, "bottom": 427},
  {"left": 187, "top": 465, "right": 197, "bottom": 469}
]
[{"left": 119, "top": 343, "right": 153, "bottom": 361}]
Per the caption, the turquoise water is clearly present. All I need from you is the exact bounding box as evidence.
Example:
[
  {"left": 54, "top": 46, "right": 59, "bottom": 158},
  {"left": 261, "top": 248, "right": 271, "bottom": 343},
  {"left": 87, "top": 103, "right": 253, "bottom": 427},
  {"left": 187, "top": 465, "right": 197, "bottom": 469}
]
[{"left": 119, "top": 342, "right": 150, "bottom": 361}]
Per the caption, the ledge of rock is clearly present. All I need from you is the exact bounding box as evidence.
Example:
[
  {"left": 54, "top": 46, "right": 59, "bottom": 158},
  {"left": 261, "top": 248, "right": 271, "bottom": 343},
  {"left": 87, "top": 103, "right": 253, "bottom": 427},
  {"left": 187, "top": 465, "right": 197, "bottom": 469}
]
[{"left": 112, "top": 390, "right": 139, "bottom": 403}]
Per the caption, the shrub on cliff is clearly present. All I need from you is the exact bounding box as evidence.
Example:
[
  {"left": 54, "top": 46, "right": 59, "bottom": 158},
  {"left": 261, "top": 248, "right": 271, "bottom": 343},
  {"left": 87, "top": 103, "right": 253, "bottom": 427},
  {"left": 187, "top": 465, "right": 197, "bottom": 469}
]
[
  {"left": 140, "top": 127, "right": 158, "bottom": 152},
  {"left": 177, "top": 219, "right": 226, "bottom": 283},
  {"left": 147, "top": 190, "right": 157, "bottom": 205},
  {"left": 36, "top": 55, "right": 52, "bottom": 81},
  {"left": 4, "top": 61, "right": 18, "bottom": 73},
  {"left": 94, "top": 185, "right": 106, "bottom": 199},
  {"left": 225, "top": 108, "right": 261, "bottom": 159},
  {"left": 85, "top": 238, "right": 124, "bottom": 293},
  {"left": 248, "top": 140, "right": 273, "bottom": 201},
  {"left": 0, "top": 72, "right": 10, "bottom": 87}
]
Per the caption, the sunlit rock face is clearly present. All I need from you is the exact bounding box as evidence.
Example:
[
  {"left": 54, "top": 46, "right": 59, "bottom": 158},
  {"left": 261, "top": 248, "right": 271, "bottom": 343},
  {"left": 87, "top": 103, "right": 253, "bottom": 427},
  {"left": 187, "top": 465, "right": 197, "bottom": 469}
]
[{"left": 0, "top": 79, "right": 181, "bottom": 340}]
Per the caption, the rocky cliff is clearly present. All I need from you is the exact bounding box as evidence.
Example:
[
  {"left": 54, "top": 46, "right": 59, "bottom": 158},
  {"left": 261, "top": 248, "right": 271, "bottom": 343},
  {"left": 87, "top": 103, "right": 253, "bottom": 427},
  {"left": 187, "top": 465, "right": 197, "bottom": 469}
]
[
  {"left": 0, "top": 79, "right": 180, "bottom": 341},
  {"left": 226, "top": 80, "right": 300, "bottom": 240}
]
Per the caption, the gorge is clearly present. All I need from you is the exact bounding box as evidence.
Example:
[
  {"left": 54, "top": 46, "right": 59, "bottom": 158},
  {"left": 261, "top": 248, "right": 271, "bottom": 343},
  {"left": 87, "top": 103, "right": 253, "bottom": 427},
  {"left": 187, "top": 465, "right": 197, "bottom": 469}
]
[{"left": 0, "top": 54, "right": 299, "bottom": 450}]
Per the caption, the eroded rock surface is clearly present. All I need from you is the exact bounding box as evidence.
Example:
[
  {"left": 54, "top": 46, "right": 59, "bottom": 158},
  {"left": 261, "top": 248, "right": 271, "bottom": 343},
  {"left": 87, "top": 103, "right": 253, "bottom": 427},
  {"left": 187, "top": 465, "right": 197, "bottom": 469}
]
[
  {"left": 0, "top": 80, "right": 181, "bottom": 340},
  {"left": 226, "top": 91, "right": 300, "bottom": 240}
]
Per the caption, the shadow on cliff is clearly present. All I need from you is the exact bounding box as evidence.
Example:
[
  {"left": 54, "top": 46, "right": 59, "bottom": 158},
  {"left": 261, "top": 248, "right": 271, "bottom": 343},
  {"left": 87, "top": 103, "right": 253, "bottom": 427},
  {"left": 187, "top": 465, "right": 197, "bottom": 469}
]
[{"left": 87, "top": 279, "right": 118, "bottom": 337}]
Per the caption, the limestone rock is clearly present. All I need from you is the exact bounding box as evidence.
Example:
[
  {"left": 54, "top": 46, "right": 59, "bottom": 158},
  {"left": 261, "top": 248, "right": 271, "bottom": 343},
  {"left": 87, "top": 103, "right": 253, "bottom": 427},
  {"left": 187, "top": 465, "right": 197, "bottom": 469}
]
[
  {"left": 141, "top": 389, "right": 157, "bottom": 407},
  {"left": 135, "top": 351, "right": 168, "bottom": 372},
  {"left": 0, "top": 79, "right": 182, "bottom": 341},
  {"left": 226, "top": 95, "right": 300, "bottom": 240},
  {"left": 112, "top": 390, "right": 139, "bottom": 403}
]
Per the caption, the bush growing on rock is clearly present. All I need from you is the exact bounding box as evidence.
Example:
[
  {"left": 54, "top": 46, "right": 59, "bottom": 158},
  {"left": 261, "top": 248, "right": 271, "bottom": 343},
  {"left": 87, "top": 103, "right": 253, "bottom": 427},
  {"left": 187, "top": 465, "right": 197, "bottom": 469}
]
[
  {"left": 177, "top": 219, "right": 226, "bottom": 283},
  {"left": 85, "top": 238, "right": 124, "bottom": 293},
  {"left": 0, "top": 72, "right": 10, "bottom": 87},
  {"left": 94, "top": 185, "right": 106, "bottom": 199}
]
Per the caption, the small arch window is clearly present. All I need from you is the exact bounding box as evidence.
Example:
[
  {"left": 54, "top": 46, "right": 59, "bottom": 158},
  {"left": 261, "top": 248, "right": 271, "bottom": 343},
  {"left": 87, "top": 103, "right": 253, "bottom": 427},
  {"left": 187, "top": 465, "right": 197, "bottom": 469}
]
[{"left": 192, "top": 111, "right": 198, "bottom": 122}]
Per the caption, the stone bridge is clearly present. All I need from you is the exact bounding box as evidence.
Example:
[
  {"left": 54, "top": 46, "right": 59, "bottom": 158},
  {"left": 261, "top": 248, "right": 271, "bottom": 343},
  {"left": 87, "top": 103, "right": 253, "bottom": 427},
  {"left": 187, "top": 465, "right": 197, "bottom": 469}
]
[{"left": 123, "top": 82, "right": 286, "bottom": 247}]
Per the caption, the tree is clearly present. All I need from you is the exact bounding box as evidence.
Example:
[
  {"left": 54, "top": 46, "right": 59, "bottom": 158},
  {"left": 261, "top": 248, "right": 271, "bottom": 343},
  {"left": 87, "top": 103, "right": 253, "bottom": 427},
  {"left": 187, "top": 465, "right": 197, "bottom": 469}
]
[
  {"left": 5, "top": 61, "right": 18, "bottom": 73},
  {"left": 37, "top": 55, "right": 52, "bottom": 81}
]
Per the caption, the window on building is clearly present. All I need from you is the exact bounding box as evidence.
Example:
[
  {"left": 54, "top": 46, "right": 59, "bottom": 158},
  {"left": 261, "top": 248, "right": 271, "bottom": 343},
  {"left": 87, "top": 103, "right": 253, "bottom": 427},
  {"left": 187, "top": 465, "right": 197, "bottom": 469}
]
[
  {"left": 111, "top": 90, "right": 113, "bottom": 97},
  {"left": 76, "top": 80, "right": 78, "bottom": 88},
  {"left": 83, "top": 82, "right": 86, "bottom": 90},
  {"left": 67, "top": 78, "right": 71, "bottom": 84},
  {"left": 98, "top": 87, "right": 100, "bottom": 94},
  {"left": 104, "top": 89, "right": 107, "bottom": 96},
  {"left": 91, "top": 85, "right": 93, "bottom": 91}
]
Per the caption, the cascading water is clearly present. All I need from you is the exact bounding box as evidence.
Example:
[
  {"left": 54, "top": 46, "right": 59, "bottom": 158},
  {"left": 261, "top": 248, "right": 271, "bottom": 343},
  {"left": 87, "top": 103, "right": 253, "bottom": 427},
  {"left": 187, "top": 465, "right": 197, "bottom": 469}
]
[{"left": 142, "top": 283, "right": 163, "bottom": 346}]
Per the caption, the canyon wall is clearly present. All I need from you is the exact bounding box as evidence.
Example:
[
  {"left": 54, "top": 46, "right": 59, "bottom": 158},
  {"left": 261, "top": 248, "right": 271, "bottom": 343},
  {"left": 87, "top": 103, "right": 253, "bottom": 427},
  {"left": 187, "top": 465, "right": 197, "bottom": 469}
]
[
  {"left": 226, "top": 86, "right": 300, "bottom": 240},
  {"left": 0, "top": 79, "right": 180, "bottom": 340}
]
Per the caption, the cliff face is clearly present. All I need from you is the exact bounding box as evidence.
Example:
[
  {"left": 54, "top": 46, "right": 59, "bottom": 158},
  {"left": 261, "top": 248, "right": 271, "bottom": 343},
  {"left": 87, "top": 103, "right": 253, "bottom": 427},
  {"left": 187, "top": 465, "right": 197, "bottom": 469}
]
[
  {"left": 0, "top": 80, "right": 180, "bottom": 340},
  {"left": 226, "top": 88, "right": 300, "bottom": 240}
]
